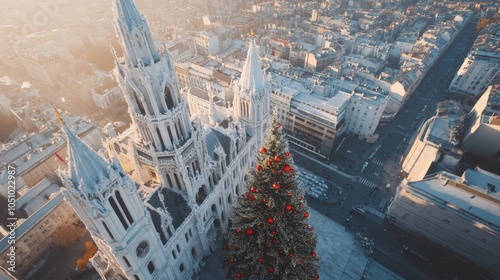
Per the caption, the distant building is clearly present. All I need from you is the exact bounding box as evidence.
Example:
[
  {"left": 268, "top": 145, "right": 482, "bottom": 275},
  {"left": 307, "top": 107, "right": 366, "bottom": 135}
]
[
  {"left": 269, "top": 74, "right": 347, "bottom": 158},
  {"left": 0, "top": 192, "right": 80, "bottom": 279},
  {"left": 91, "top": 76, "right": 125, "bottom": 109},
  {"left": 167, "top": 42, "right": 195, "bottom": 62},
  {"left": 448, "top": 24, "right": 500, "bottom": 97},
  {"left": 194, "top": 31, "right": 220, "bottom": 55},
  {"left": 304, "top": 50, "right": 337, "bottom": 71},
  {"left": 18, "top": 42, "right": 74, "bottom": 87},
  {"left": 175, "top": 63, "right": 232, "bottom": 101},
  {"left": 311, "top": 10, "right": 318, "bottom": 22},
  {"left": 387, "top": 169, "right": 500, "bottom": 277},
  {"left": 344, "top": 90, "right": 388, "bottom": 142}
]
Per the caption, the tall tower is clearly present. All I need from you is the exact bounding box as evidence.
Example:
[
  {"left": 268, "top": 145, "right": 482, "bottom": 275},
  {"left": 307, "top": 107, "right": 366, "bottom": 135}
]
[
  {"left": 113, "top": 0, "right": 211, "bottom": 206},
  {"left": 59, "top": 123, "right": 173, "bottom": 279},
  {"left": 233, "top": 35, "right": 270, "bottom": 144}
]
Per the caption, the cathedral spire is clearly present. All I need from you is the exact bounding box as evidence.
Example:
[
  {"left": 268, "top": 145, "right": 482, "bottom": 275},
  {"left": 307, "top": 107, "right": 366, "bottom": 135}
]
[
  {"left": 113, "top": 0, "right": 160, "bottom": 67},
  {"left": 62, "top": 124, "right": 110, "bottom": 192},
  {"left": 115, "top": 0, "right": 143, "bottom": 29},
  {"left": 240, "top": 35, "right": 265, "bottom": 97},
  {"left": 53, "top": 107, "right": 110, "bottom": 192}
]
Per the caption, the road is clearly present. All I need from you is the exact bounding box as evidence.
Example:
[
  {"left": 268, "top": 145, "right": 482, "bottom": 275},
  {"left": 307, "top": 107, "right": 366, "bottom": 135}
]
[{"left": 293, "top": 15, "right": 492, "bottom": 280}]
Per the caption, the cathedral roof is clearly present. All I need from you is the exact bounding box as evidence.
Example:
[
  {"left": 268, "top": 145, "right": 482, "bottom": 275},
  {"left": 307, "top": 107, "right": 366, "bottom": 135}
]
[
  {"left": 205, "top": 129, "right": 221, "bottom": 161},
  {"left": 212, "top": 128, "right": 232, "bottom": 165},
  {"left": 63, "top": 125, "right": 110, "bottom": 192},
  {"left": 240, "top": 38, "right": 265, "bottom": 97},
  {"left": 115, "top": 0, "right": 143, "bottom": 30},
  {"left": 147, "top": 187, "right": 191, "bottom": 229}
]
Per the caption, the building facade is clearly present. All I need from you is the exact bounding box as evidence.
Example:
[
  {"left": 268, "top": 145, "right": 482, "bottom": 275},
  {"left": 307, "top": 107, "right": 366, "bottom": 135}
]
[
  {"left": 448, "top": 24, "right": 500, "bottom": 97},
  {"left": 60, "top": 0, "right": 269, "bottom": 279},
  {"left": 344, "top": 90, "right": 388, "bottom": 142},
  {"left": 268, "top": 74, "right": 347, "bottom": 158}
]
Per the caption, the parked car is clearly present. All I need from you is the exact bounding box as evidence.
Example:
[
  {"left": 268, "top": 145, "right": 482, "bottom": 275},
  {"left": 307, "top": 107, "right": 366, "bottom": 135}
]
[{"left": 352, "top": 205, "right": 367, "bottom": 216}]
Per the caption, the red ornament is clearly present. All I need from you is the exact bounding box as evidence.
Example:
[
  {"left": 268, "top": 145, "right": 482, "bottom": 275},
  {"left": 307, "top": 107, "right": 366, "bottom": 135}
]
[
  {"left": 276, "top": 123, "right": 281, "bottom": 128},
  {"left": 267, "top": 161, "right": 273, "bottom": 167},
  {"left": 223, "top": 245, "right": 227, "bottom": 250},
  {"left": 236, "top": 273, "right": 242, "bottom": 279},
  {"left": 293, "top": 210, "right": 297, "bottom": 214},
  {"left": 271, "top": 230, "right": 277, "bottom": 235},
  {"left": 283, "top": 165, "right": 291, "bottom": 172},
  {"left": 250, "top": 187, "right": 257, "bottom": 193},
  {"left": 267, "top": 217, "right": 274, "bottom": 224},
  {"left": 230, "top": 258, "right": 235, "bottom": 263},
  {"left": 291, "top": 169, "right": 295, "bottom": 173},
  {"left": 243, "top": 216, "right": 247, "bottom": 220},
  {"left": 289, "top": 253, "right": 294, "bottom": 257},
  {"left": 274, "top": 156, "right": 281, "bottom": 162},
  {"left": 304, "top": 212, "right": 310, "bottom": 217},
  {"left": 246, "top": 229, "right": 254, "bottom": 235},
  {"left": 273, "top": 239, "right": 277, "bottom": 243},
  {"left": 299, "top": 196, "right": 303, "bottom": 200},
  {"left": 257, "top": 164, "right": 263, "bottom": 171},
  {"left": 236, "top": 229, "right": 241, "bottom": 234},
  {"left": 260, "top": 147, "right": 267, "bottom": 154},
  {"left": 269, "top": 266, "right": 275, "bottom": 273},
  {"left": 312, "top": 252, "right": 317, "bottom": 258},
  {"left": 245, "top": 192, "right": 249, "bottom": 197},
  {"left": 285, "top": 205, "right": 292, "bottom": 210},
  {"left": 258, "top": 258, "right": 264, "bottom": 263},
  {"left": 285, "top": 152, "right": 290, "bottom": 157},
  {"left": 263, "top": 198, "right": 268, "bottom": 203},
  {"left": 249, "top": 195, "right": 255, "bottom": 201},
  {"left": 311, "top": 227, "right": 315, "bottom": 231},
  {"left": 273, "top": 183, "right": 280, "bottom": 189}
]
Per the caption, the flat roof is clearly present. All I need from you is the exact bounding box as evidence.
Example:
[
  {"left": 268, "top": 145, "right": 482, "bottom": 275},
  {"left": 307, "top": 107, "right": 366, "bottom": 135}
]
[{"left": 408, "top": 172, "right": 500, "bottom": 227}]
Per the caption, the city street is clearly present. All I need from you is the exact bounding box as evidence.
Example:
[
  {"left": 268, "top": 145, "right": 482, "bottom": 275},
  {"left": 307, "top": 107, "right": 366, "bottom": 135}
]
[{"left": 293, "top": 15, "right": 492, "bottom": 280}]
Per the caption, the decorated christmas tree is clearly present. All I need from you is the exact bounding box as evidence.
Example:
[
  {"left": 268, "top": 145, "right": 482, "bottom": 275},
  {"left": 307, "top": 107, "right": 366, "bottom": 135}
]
[{"left": 221, "top": 113, "right": 320, "bottom": 279}]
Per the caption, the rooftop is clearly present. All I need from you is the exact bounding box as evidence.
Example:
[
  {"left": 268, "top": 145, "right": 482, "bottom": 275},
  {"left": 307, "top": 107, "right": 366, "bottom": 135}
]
[
  {"left": 147, "top": 187, "right": 191, "bottom": 229},
  {"left": 408, "top": 170, "right": 500, "bottom": 228}
]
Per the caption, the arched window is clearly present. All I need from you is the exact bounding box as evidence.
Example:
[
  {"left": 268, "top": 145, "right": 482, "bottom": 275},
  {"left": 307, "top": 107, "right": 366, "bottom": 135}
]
[
  {"left": 164, "top": 86, "right": 174, "bottom": 110},
  {"left": 133, "top": 92, "right": 146, "bottom": 115},
  {"left": 156, "top": 127, "right": 166, "bottom": 151},
  {"left": 148, "top": 261, "right": 155, "bottom": 274},
  {"left": 109, "top": 197, "right": 128, "bottom": 230},
  {"left": 116, "top": 191, "right": 133, "bottom": 224},
  {"left": 123, "top": 256, "right": 131, "bottom": 267},
  {"left": 102, "top": 221, "right": 114, "bottom": 240}
]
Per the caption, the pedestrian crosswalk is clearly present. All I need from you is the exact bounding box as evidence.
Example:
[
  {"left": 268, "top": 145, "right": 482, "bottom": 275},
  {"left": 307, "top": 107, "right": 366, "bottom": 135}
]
[
  {"left": 394, "top": 130, "right": 405, "bottom": 135},
  {"left": 372, "top": 159, "right": 384, "bottom": 166},
  {"left": 358, "top": 177, "right": 377, "bottom": 189}
]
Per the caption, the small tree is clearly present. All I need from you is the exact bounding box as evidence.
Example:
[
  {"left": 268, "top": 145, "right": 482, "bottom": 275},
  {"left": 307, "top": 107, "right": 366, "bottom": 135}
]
[
  {"left": 54, "top": 223, "right": 84, "bottom": 247},
  {"left": 76, "top": 241, "right": 98, "bottom": 271},
  {"left": 476, "top": 18, "right": 490, "bottom": 31},
  {"left": 221, "top": 114, "right": 320, "bottom": 279}
]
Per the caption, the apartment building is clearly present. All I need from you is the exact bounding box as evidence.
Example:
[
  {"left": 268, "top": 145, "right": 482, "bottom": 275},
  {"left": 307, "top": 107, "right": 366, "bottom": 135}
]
[{"left": 448, "top": 24, "right": 500, "bottom": 97}]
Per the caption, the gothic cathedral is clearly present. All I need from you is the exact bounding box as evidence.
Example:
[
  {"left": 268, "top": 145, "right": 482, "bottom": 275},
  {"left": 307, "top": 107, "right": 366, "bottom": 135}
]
[{"left": 59, "top": 0, "right": 270, "bottom": 279}]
